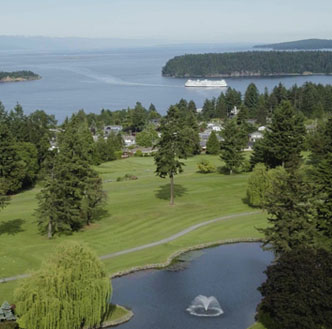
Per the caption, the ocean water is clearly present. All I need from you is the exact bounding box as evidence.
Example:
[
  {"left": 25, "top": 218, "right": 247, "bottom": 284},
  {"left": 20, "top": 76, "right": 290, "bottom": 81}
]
[{"left": 1, "top": 45, "right": 332, "bottom": 122}]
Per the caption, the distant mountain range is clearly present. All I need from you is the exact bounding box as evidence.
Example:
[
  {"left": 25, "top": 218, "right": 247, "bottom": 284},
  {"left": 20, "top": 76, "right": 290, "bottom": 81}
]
[{"left": 254, "top": 39, "right": 332, "bottom": 50}]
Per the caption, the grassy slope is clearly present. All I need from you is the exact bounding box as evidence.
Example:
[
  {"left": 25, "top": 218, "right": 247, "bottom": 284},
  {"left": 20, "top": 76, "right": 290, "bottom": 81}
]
[
  {"left": 0, "top": 155, "right": 267, "bottom": 301},
  {"left": 248, "top": 323, "right": 267, "bottom": 329}
]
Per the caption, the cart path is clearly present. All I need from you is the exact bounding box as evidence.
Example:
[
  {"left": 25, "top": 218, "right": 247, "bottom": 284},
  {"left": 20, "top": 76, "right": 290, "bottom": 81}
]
[{"left": 0, "top": 210, "right": 260, "bottom": 284}]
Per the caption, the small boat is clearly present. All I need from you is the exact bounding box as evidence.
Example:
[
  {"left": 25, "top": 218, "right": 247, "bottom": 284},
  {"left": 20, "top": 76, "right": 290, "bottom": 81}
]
[{"left": 185, "top": 79, "right": 227, "bottom": 87}]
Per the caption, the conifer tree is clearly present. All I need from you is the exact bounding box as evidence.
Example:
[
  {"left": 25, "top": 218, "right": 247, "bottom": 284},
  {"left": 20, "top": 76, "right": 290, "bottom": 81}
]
[
  {"left": 311, "top": 118, "right": 332, "bottom": 239},
  {"left": 0, "top": 124, "right": 25, "bottom": 193},
  {"left": 220, "top": 119, "right": 247, "bottom": 174},
  {"left": 244, "top": 83, "right": 259, "bottom": 117},
  {"left": 206, "top": 131, "right": 220, "bottom": 155},
  {"left": 15, "top": 241, "right": 111, "bottom": 329},
  {"left": 154, "top": 106, "right": 190, "bottom": 205},
  {"left": 258, "top": 248, "right": 332, "bottom": 329},
  {"left": 261, "top": 167, "right": 317, "bottom": 254},
  {"left": 251, "top": 101, "right": 306, "bottom": 169}
]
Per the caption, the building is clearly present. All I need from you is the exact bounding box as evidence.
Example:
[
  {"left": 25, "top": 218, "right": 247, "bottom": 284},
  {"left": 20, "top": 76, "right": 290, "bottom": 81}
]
[
  {"left": 229, "top": 106, "right": 240, "bottom": 118},
  {"left": 249, "top": 131, "right": 264, "bottom": 143},
  {"left": 123, "top": 135, "right": 136, "bottom": 147},
  {"left": 104, "top": 125, "right": 123, "bottom": 136}
]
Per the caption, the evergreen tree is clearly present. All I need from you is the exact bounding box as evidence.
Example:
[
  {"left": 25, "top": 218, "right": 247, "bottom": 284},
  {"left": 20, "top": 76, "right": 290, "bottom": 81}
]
[
  {"left": 220, "top": 119, "right": 247, "bottom": 174},
  {"left": 258, "top": 248, "right": 332, "bottom": 329},
  {"left": 154, "top": 106, "right": 190, "bottom": 205},
  {"left": 206, "top": 131, "right": 220, "bottom": 155},
  {"left": 15, "top": 241, "right": 111, "bottom": 329},
  {"left": 311, "top": 118, "right": 332, "bottom": 239},
  {"left": 244, "top": 83, "right": 259, "bottom": 117},
  {"left": 251, "top": 101, "right": 306, "bottom": 169},
  {"left": 36, "top": 152, "right": 88, "bottom": 238},
  {"left": 0, "top": 124, "right": 25, "bottom": 193},
  {"left": 261, "top": 167, "right": 318, "bottom": 254}
]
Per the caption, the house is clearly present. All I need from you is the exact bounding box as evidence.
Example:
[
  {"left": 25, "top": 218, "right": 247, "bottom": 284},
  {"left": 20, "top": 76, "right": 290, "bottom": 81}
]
[
  {"left": 258, "top": 126, "right": 266, "bottom": 132},
  {"left": 229, "top": 106, "right": 240, "bottom": 118},
  {"left": 249, "top": 131, "right": 264, "bottom": 143},
  {"left": 207, "top": 123, "right": 222, "bottom": 132},
  {"left": 196, "top": 107, "right": 203, "bottom": 113},
  {"left": 104, "top": 125, "right": 123, "bottom": 136},
  {"left": 123, "top": 135, "right": 136, "bottom": 147}
]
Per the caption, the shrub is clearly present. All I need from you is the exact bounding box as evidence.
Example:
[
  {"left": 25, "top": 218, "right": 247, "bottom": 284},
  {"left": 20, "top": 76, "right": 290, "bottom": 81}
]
[
  {"left": 134, "top": 150, "right": 143, "bottom": 157},
  {"left": 197, "top": 160, "right": 216, "bottom": 173},
  {"left": 114, "top": 151, "right": 123, "bottom": 159}
]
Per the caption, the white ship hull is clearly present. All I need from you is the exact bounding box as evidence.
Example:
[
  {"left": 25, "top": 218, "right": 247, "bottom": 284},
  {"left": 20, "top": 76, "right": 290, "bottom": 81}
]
[{"left": 185, "top": 79, "right": 227, "bottom": 88}]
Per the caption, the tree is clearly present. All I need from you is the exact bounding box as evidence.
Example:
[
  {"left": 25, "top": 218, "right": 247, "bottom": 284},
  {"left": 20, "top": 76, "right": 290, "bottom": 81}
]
[
  {"left": 82, "top": 169, "right": 106, "bottom": 226},
  {"left": 206, "top": 131, "right": 220, "bottom": 155},
  {"left": 154, "top": 106, "right": 190, "bottom": 205},
  {"left": 15, "top": 241, "right": 111, "bottom": 329},
  {"left": 36, "top": 152, "right": 88, "bottom": 238},
  {"left": 0, "top": 124, "right": 25, "bottom": 193},
  {"left": 197, "top": 159, "right": 216, "bottom": 173},
  {"left": 257, "top": 248, "right": 332, "bottom": 329},
  {"left": 246, "top": 163, "right": 270, "bottom": 207},
  {"left": 310, "top": 118, "right": 332, "bottom": 239},
  {"left": 0, "top": 180, "right": 10, "bottom": 211},
  {"left": 244, "top": 83, "right": 259, "bottom": 117},
  {"left": 220, "top": 119, "right": 247, "bottom": 174},
  {"left": 261, "top": 167, "right": 318, "bottom": 254},
  {"left": 251, "top": 101, "right": 306, "bottom": 169},
  {"left": 136, "top": 124, "right": 159, "bottom": 147}
]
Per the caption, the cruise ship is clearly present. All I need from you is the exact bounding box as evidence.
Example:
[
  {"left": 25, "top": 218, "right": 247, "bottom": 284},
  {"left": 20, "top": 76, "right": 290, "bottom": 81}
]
[{"left": 185, "top": 79, "right": 227, "bottom": 88}]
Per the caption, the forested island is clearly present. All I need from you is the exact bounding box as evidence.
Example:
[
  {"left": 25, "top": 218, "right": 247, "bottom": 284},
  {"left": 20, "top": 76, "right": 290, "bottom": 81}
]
[
  {"left": 0, "top": 70, "right": 41, "bottom": 82},
  {"left": 254, "top": 38, "right": 332, "bottom": 50},
  {"left": 162, "top": 51, "right": 332, "bottom": 78}
]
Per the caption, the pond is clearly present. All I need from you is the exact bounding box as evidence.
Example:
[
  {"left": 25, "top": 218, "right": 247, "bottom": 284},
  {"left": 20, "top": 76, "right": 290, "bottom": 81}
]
[{"left": 110, "top": 243, "right": 274, "bottom": 329}]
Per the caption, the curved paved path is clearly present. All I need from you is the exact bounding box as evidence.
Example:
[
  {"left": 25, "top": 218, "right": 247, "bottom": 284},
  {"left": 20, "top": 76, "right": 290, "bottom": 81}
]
[{"left": 0, "top": 211, "right": 260, "bottom": 283}]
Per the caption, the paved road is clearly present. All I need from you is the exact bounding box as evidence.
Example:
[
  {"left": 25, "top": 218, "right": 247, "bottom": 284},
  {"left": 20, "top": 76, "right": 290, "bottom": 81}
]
[{"left": 0, "top": 211, "right": 260, "bottom": 283}]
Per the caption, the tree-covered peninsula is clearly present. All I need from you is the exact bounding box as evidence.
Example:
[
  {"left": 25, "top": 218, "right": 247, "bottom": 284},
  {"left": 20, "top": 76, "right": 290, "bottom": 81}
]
[
  {"left": 254, "top": 38, "right": 332, "bottom": 50},
  {"left": 162, "top": 51, "right": 332, "bottom": 78},
  {"left": 0, "top": 70, "right": 40, "bottom": 82}
]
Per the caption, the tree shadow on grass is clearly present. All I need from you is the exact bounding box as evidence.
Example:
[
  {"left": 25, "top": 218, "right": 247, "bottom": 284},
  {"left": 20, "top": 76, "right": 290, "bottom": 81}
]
[
  {"left": 155, "top": 183, "right": 188, "bottom": 200},
  {"left": 0, "top": 219, "right": 25, "bottom": 236},
  {"left": 93, "top": 208, "right": 110, "bottom": 222}
]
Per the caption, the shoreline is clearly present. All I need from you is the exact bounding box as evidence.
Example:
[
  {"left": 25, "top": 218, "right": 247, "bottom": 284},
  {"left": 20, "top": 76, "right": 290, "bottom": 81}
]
[
  {"left": 163, "top": 72, "right": 332, "bottom": 79},
  {"left": 109, "top": 238, "right": 264, "bottom": 328},
  {"left": 0, "top": 76, "right": 41, "bottom": 83},
  {"left": 111, "top": 237, "right": 263, "bottom": 279}
]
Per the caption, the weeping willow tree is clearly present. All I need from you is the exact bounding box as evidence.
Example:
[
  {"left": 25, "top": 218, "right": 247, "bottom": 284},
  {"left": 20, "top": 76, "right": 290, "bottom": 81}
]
[{"left": 14, "top": 241, "right": 111, "bottom": 329}]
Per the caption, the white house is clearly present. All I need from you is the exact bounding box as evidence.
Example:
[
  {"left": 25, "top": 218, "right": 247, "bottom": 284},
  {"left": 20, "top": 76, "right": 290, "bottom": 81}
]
[
  {"left": 249, "top": 131, "right": 264, "bottom": 143},
  {"left": 104, "top": 125, "right": 123, "bottom": 136},
  {"left": 258, "top": 126, "right": 266, "bottom": 132},
  {"left": 123, "top": 135, "right": 136, "bottom": 147}
]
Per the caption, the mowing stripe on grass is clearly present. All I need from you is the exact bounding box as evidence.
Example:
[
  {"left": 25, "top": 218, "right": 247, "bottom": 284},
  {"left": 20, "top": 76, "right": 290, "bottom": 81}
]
[{"left": 0, "top": 211, "right": 260, "bottom": 283}]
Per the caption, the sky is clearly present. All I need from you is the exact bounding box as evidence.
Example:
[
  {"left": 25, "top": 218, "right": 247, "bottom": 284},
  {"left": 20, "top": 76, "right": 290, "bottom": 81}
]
[{"left": 0, "top": 0, "right": 331, "bottom": 44}]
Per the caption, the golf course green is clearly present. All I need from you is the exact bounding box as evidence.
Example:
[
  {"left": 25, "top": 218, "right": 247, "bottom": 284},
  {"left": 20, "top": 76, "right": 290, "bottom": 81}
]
[{"left": 0, "top": 155, "right": 267, "bottom": 303}]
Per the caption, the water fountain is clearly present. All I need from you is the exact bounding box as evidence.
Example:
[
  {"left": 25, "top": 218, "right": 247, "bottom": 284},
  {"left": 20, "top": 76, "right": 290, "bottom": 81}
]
[{"left": 186, "top": 295, "right": 224, "bottom": 317}]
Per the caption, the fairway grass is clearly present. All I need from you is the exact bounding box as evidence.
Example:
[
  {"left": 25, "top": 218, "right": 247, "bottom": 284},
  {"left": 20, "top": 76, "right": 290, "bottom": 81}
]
[{"left": 0, "top": 155, "right": 268, "bottom": 301}]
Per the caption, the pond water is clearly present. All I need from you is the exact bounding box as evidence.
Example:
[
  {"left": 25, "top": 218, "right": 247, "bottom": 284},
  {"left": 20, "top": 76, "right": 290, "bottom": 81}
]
[{"left": 110, "top": 243, "right": 274, "bottom": 329}]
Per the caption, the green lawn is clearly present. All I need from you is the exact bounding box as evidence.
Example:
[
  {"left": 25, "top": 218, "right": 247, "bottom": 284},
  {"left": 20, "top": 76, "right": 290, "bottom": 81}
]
[
  {"left": 248, "top": 322, "right": 267, "bottom": 329},
  {"left": 0, "top": 155, "right": 268, "bottom": 302}
]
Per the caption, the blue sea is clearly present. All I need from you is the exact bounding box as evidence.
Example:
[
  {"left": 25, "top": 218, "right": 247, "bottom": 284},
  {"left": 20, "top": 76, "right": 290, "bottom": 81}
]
[{"left": 1, "top": 44, "right": 332, "bottom": 122}]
